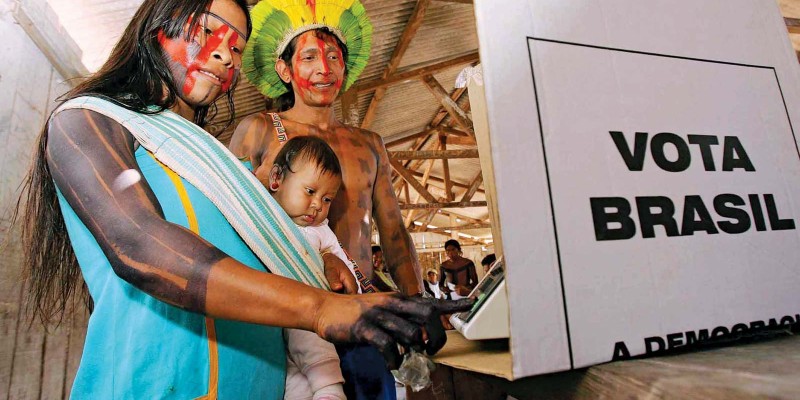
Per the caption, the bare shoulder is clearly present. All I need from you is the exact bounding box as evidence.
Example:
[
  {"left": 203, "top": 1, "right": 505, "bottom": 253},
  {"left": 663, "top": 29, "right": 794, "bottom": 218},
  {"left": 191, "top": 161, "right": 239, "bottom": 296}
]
[
  {"left": 344, "top": 125, "right": 386, "bottom": 154},
  {"left": 230, "top": 112, "right": 271, "bottom": 156},
  {"left": 48, "top": 108, "right": 133, "bottom": 151},
  {"left": 359, "top": 126, "right": 384, "bottom": 145}
]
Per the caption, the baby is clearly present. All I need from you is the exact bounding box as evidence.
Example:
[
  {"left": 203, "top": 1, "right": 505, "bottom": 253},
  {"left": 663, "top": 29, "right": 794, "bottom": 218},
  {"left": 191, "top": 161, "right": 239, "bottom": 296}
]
[{"left": 267, "top": 136, "right": 360, "bottom": 400}]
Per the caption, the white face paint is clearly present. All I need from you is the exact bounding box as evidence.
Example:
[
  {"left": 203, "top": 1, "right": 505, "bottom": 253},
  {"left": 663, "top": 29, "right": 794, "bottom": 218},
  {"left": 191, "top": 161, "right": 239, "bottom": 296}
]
[{"left": 112, "top": 169, "right": 142, "bottom": 192}]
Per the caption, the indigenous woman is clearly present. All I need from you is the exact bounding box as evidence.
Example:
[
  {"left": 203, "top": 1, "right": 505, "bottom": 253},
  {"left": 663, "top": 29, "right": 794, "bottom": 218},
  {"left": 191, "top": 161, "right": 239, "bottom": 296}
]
[{"left": 16, "top": 0, "right": 471, "bottom": 397}]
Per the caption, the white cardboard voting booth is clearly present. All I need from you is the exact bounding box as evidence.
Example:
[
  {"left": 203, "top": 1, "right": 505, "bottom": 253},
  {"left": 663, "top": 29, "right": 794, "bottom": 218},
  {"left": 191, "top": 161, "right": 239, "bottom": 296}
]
[{"left": 471, "top": 0, "right": 800, "bottom": 379}]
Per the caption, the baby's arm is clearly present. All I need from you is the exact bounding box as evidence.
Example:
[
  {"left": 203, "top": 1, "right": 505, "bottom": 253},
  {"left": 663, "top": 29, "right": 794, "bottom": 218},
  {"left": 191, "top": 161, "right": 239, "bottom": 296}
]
[{"left": 284, "top": 328, "right": 345, "bottom": 400}]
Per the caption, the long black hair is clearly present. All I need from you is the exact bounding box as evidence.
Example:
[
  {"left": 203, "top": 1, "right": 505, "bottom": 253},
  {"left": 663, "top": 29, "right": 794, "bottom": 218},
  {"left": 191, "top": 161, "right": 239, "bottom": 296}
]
[
  {"left": 271, "top": 27, "right": 348, "bottom": 112},
  {"left": 14, "top": 0, "right": 252, "bottom": 326}
]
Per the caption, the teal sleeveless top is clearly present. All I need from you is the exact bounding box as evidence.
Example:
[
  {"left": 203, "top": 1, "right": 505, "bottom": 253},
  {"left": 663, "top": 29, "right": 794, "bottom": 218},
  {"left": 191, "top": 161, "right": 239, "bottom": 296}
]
[{"left": 55, "top": 98, "right": 286, "bottom": 399}]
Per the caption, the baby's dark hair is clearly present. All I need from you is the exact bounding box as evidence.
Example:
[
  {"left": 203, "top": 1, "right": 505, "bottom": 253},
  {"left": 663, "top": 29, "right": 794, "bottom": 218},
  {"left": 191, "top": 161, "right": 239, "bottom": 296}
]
[{"left": 273, "top": 136, "right": 342, "bottom": 178}]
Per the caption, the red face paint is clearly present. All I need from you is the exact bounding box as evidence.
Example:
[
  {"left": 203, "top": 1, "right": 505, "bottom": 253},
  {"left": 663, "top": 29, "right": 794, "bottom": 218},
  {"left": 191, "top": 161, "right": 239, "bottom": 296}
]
[
  {"left": 159, "top": 22, "right": 240, "bottom": 100},
  {"left": 185, "top": 24, "right": 229, "bottom": 95},
  {"left": 159, "top": 29, "right": 198, "bottom": 96},
  {"left": 290, "top": 31, "right": 345, "bottom": 105}
]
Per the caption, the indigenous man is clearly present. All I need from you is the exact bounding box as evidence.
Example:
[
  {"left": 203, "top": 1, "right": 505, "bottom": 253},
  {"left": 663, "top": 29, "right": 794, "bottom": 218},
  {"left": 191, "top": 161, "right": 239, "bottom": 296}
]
[
  {"left": 232, "top": 1, "right": 422, "bottom": 297},
  {"left": 230, "top": 1, "right": 446, "bottom": 399}
]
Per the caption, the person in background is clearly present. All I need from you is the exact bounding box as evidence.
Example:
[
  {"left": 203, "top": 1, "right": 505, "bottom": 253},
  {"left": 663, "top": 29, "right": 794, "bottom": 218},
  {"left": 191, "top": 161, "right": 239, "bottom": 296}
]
[
  {"left": 439, "top": 239, "right": 479, "bottom": 300},
  {"left": 424, "top": 269, "right": 454, "bottom": 331},
  {"left": 481, "top": 253, "right": 497, "bottom": 274},
  {"left": 14, "top": 0, "right": 471, "bottom": 398},
  {"left": 424, "top": 269, "right": 444, "bottom": 299},
  {"left": 371, "top": 245, "right": 399, "bottom": 292}
]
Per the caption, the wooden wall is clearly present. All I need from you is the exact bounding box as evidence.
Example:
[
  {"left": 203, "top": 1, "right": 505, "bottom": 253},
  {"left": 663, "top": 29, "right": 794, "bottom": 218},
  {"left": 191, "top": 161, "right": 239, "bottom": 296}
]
[{"left": 0, "top": 3, "right": 85, "bottom": 399}]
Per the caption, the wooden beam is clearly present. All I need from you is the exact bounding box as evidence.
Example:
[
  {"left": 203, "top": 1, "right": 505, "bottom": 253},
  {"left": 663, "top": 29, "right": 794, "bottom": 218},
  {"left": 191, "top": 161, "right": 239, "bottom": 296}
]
[
  {"left": 440, "top": 135, "right": 454, "bottom": 201},
  {"left": 404, "top": 158, "right": 436, "bottom": 228},
  {"left": 389, "top": 149, "right": 479, "bottom": 160},
  {"left": 13, "top": 0, "right": 89, "bottom": 81},
  {"left": 391, "top": 129, "right": 440, "bottom": 188},
  {"left": 436, "top": 209, "right": 488, "bottom": 225},
  {"left": 786, "top": 17, "right": 800, "bottom": 34},
  {"left": 349, "top": 52, "right": 480, "bottom": 94},
  {"left": 400, "top": 201, "right": 487, "bottom": 210},
  {"left": 460, "top": 172, "right": 483, "bottom": 202},
  {"left": 406, "top": 169, "right": 485, "bottom": 193},
  {"left": 407, "top": 94, "right": 475, "bottom": 170},
  {"left": 416, "top": 208, "right": 439, "bottom": 232},
  {"left": 413, "top": 208, "right": 491, "bottom": 232},
  {"left": 426, "top": 223, "right": 491, "bottom": 233},
  {"left": 386, "top": 127, "right": 440, "bottom": 147},
  {"left": 402, "top": 94, "right": 474, "bottom": 171},
  {"left": 396, "top": 82, "right": 472, "bottom": 190},
  {"left": 403, "top": 134, "right": 441, "bottom": 176},
  {"left": 361, "top": 0, "right": 433, "bottom": 129},
  {"left": 443, "top": 136, "right": 477, "bottom": 146},
  {"left": 389, "top": 158, "right": 438, "bottom": 203},
  {"left": 439, "top": 126, "right": 471, "bottom": 137},
  {"left": 430, "top": 87, "right": 468, "bottom": 128},
  {"left": 422, "top": 74, "right": 473, "bottom": 133}
]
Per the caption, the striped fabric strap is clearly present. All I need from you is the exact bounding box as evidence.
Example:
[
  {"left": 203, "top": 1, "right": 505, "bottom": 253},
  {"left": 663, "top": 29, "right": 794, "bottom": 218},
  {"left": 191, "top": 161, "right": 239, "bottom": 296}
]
[{"left": 56, "top": 96, "right": 329, "bottom": 290}]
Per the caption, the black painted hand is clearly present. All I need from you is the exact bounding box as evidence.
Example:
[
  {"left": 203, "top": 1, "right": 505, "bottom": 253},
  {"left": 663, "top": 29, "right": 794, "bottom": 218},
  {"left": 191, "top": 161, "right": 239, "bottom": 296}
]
[{"left": 314, "top": 293, "right": 474, "bottom": 369}]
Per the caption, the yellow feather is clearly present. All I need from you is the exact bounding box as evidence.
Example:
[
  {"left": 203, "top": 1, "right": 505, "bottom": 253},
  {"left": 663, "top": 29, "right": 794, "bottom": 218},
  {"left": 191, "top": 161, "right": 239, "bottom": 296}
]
[{"left": 319, "top": 0, "right": 355, "bottom": 26}]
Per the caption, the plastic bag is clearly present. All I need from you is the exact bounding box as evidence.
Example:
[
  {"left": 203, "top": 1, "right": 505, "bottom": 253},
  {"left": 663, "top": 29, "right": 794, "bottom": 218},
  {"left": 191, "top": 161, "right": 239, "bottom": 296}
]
[{"left": 392, "top": 349, "right": 436, "bottom": 392}]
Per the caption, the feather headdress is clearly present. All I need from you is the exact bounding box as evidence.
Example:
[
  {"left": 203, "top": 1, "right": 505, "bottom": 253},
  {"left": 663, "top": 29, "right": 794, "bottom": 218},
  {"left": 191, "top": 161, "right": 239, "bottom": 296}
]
[{"left": 244, "top": 0, "right": 373, "bottom": 98}]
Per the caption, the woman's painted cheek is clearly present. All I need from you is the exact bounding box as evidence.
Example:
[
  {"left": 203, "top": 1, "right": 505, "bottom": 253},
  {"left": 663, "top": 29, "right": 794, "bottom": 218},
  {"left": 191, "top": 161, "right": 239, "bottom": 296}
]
[
  {"left": 158, "top": 30, "right": 197, "bottom": 95},
  {"left": 158, "top": 31, "right": 190, "bottom": 68}
]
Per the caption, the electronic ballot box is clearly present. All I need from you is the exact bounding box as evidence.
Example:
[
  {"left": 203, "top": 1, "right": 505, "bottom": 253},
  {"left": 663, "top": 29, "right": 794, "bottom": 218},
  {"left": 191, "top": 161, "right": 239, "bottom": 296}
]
[{"left": 449, "top": 257, "right": 509, "bottom": 340}]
